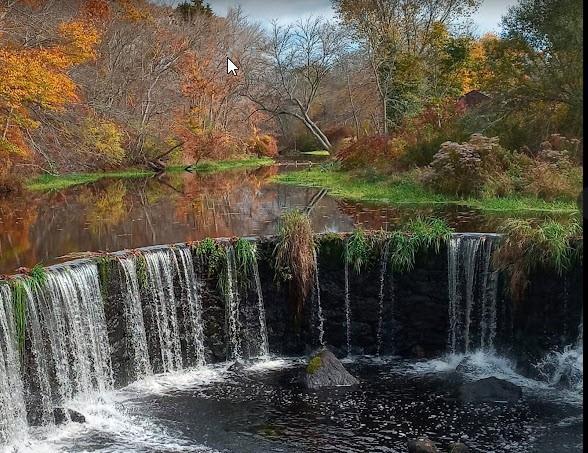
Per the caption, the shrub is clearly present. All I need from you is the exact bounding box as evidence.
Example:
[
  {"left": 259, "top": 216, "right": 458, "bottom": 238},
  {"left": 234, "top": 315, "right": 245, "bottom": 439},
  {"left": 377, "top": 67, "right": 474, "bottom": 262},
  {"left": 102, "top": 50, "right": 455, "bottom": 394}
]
[
  {"left": 175, "top": 124, "right": 240, "bottom": 165},
  {"left": 337, "top": 135, "right": 405, "bottom": 171},
  {"left": 246, "top": 130, "right": 278, "bottom": 158},
  {"left": 523, "top": 161, "right": 582, "bottom": 201},
  {"left": 536, "top": 134, "right": 581, "bottom": 166},
  {"left": 424, "top": 134, "right": 510, "bottom": 197}
]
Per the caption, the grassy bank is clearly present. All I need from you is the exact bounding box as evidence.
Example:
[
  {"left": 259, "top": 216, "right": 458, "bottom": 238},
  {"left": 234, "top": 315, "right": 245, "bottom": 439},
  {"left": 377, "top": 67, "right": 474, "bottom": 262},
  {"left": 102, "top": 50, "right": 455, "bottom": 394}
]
[
  {"left": 300, "top": 150, "right": 330, "bottom": 157},
  {"left": 27, "top": 169, "right": 154, "bottom": 191},
  {"left": 187, "top": 157, "right": 274, "bottom": 173},
  {"left": 26, "top": 157, "right": 275, "bottom": 191},
  {"left": 273, "top": 168, "right": 578, "bottom": 213}
]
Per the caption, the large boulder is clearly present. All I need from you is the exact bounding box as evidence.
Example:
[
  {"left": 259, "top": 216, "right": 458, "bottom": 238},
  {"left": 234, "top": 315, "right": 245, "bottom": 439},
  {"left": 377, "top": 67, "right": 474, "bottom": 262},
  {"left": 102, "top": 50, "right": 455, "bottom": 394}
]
[
  {"left": 458, "top": 377, "right": 522, "bottom": 402},
  {"left": 407, "top": 437, "right": 439, "bottom": 452},
  {"left": 304, "top": 349, "right": 359, "bottom": 389}
]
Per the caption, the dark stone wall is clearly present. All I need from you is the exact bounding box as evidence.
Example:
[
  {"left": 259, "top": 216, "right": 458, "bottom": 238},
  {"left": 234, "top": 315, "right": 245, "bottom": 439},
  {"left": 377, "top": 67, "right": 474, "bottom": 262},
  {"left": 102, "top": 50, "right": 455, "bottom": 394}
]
[{"left": 26, "top": 235, "right": 581, "bottom": 392}]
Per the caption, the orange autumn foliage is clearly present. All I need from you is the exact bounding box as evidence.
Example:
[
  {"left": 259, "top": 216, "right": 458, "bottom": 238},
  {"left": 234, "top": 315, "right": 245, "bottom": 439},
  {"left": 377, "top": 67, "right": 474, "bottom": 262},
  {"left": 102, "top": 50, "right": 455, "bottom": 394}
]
[{"left": 0, "top": 19, "right": 101, "bottom": 161}]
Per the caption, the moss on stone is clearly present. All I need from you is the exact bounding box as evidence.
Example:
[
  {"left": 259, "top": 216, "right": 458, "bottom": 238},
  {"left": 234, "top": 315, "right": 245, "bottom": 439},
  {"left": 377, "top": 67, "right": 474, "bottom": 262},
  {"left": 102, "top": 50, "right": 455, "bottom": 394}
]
[{"left": 307, "top": 355, "right": 323, "bottom": 374}]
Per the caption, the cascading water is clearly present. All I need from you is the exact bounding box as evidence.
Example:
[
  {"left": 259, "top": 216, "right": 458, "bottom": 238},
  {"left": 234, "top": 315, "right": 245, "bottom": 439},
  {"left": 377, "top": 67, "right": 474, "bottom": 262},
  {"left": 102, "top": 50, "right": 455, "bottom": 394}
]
[
  {"left": 376, "top": 241, "right": 390, "bottom": 356},
  {"left": 313, "top": 249, "right": 325, "bottom": 347},
  {"left": 252, "top": 255, "right": 270, "bottom": 357},
  {"left": 447, "top": 234, "right": 499, "bottom": 354},
  {"left": 344, "top": 241, "right": 351, "bottom": 356},
  {"left": 21, "top": 281, "right": 54, "bottom": 425},
  {"left": 143, "top": 249, "right": 183, "bottom": 372},
  {"left": 117, "top": 256, "right": 152, "bottom": 377},
  {"left": 535, "top": 320, "right": 584, "bottom": 393},
  {"left": 172, "top": 245, "right": 206, "bottom": 366},
  {"left": 42, "top": 262, "right": 114, "bottom": 398},
  {"left": 0, "top": 284, "right": 27, "bottom": 443},
  {"left": 0, "top": 261, "right": 114, "bottom": 436},
  {"left": 224, "top": 245, "right": 242, "bottom": 360}
]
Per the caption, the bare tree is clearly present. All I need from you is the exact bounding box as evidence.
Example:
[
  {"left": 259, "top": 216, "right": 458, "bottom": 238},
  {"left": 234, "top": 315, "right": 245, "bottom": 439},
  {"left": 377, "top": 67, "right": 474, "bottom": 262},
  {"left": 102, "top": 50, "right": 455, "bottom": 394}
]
[{"left": 244, "top": 17, "right": 348, "bottom": 151}]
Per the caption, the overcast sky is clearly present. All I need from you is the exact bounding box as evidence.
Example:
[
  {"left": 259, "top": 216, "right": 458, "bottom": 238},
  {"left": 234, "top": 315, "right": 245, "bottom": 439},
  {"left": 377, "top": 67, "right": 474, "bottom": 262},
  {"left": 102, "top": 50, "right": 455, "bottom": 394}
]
[{"left": 198, "top": 0, "right": 518, "bottom": 34}]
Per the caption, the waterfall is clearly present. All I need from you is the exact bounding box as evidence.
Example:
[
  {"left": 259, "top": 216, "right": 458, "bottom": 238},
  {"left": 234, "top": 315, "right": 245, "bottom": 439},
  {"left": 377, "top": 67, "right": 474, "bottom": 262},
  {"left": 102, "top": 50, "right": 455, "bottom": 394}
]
[
  {"left": 479, "top": 238, "right": 499, "bottom": 350},
  {"left": 252, "top": 256, "right": 270, "bottom": 357},
  {"left": 225, "top": 246, "right": 242, "bottom": 360},
  {"left": 313, "top": 249, "right": 325, "bottom": 347},
  {"left": 376, "top": 241, "right": 390, "bottom": 356},
  {"left": 143, "top": 249, "right": 183, "bottom": 372},
  {"left": 0, "top": 284, "right": 27, "bottom": 443},
  {"left": 447, "top": 234, "right": 500, "bottom": 354},
  {"left": 172, "top": 245, "right": 206, "bottom": 366},
  {"left": 21, "top": 282, "right": 54, "bottom": 425},
  {"left": 344, "top": 241, "right": 351, "bottom": 356},
  {"left": 42, "top": 262, "right": 114, "bottom": 398},
  {"left": 117, "top": 256, "right": 152, "bottom": 377}
]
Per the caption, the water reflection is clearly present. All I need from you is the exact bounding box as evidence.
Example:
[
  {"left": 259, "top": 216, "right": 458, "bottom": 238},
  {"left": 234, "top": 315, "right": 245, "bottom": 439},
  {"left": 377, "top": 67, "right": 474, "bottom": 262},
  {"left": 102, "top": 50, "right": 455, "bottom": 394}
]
[{"left": 0, "top": 166, "right": 567, "bottom": 274}]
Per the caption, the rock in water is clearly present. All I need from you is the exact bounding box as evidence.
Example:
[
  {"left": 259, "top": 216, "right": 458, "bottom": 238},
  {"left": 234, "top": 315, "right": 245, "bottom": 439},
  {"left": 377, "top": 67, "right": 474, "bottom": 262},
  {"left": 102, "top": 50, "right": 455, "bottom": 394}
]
[
  {"left": 449, "top": 442, "right": 471, "bottom": 452},
  {"left": 407, "top": 437, "right": 439, "bottom": 452},
  {"left": 458, "top": 376, "right": 522, "bottom": 402},
  {"left": 53, "top": 408, "right": 86, "bottom": 424},
  {"left": 304, "top": 349, "right": 358, "bottom": 389},
  {"left": 228, "top": 360, "right": 245, "bottom": 373}
]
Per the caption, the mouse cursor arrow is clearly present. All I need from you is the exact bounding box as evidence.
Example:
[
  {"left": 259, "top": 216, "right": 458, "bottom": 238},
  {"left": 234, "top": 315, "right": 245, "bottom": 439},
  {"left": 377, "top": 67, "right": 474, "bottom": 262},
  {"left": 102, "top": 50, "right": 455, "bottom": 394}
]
[{"left": 227, "top": 57, "right": 238, "bottom": 76}]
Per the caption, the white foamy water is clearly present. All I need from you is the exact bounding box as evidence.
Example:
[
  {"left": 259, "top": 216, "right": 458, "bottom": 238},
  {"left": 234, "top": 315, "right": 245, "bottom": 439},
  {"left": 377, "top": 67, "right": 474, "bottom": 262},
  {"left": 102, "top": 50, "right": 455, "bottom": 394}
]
[
  {"left": 1, "top": 365, "right": 233, "bottom": 453},
  {"left": 410, "top": 348, "right": 584, "bottom": 406}
]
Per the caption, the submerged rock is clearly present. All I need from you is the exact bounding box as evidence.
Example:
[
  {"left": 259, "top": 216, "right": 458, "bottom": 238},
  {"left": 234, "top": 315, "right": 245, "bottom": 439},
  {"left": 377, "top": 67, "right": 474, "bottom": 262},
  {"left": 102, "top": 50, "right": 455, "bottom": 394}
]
[
  {"left": 407, "top": 437, "right": 439, "bottom": 452},
  {"left": 449, "top": 442, "right": 471, "bottom": 452},
  {"left": 458, "top": 376, "right": 522, "bottom": 402},
  {"left": 227, "top": 360, "right": 245, "bottom": 373},
  {"left": 53, "top": 408, "right": 86, "bottom": 425},
  {"left": 304, "top": 349, "right": 358, "bottom": 389}
]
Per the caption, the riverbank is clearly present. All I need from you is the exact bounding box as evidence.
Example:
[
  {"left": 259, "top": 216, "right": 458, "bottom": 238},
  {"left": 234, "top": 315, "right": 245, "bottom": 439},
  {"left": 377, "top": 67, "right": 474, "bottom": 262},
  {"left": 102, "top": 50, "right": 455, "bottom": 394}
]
[
  {"left": 273, "top": 168, "right": 579, "bottom": 213},
  {"left": 25, "top": 157, "right": 275, "bottom": 191}
]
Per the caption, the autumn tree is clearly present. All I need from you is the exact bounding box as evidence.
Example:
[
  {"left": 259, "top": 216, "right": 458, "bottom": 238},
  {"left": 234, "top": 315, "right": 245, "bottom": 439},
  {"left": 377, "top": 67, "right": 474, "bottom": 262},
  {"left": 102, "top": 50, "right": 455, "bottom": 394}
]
[
  {"left": 0, "top": 2, "right": 101, "bottom": 186},
  {"left": 334, "top": 0, "right": 480, "bottom": 132}
]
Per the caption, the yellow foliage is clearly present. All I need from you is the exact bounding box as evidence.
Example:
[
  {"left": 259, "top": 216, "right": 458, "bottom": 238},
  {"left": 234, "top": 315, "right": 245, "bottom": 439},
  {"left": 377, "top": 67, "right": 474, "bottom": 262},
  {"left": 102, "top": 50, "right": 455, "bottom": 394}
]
[
  {"left": 58, "top": 21, "right": 101, "bottom": 64},
  {"left": 83, "top": 119, "right": 126, "bottom": 164}
]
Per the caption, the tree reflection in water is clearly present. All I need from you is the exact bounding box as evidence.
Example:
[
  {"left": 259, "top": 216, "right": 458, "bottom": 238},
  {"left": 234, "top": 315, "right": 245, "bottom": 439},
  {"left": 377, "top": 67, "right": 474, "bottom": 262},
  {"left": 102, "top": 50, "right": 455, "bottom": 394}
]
[{"left": 0, "top": 166, "right": 566, "bottom": 274}]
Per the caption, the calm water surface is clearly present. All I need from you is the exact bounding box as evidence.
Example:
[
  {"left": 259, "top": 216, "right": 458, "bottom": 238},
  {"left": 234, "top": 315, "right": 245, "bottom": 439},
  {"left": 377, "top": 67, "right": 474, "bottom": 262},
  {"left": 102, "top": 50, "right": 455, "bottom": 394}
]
[{"left": 0, "top": 166, "right": 562, "bottom": 274}]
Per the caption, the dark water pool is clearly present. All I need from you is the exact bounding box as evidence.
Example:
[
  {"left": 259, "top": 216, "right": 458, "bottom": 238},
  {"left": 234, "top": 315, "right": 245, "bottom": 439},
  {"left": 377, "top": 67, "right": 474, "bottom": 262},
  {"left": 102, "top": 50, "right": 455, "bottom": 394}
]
[
  {"left": 0, "top": 166, "right": 566, "bottom": 274},
  {"left": 18, "top": 356, "right": 583, "bottom": 453}
]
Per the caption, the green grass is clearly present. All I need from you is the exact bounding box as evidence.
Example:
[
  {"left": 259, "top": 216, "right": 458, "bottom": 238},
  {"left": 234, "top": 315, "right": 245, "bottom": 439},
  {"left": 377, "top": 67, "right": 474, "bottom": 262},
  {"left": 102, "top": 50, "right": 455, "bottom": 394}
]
[
  {"left": 386, "top": 217, "right": 454, "bottom": 272},
  {"left": 493, "top": 215, "right": 582, "bottom": 300},
  {"left": 273, "top": 168, "right": 579, "bottom": 213},
  {"left": 300, "top": 150, "right": 330, "bottom": 156},
  {"left": 234, "top": 238, "right": 257, "bottom": 287},
  {"left": 187, "top": 157, "right": 274, "bottom": 173},
  {"left": 26, "top": 157, "right": 275, "bottom": 191},
  {"left": 27, "top": 169, "right": 153, "bottom": 191},
  {"left": 345, "top": 228, "right": 371, "bottom": 274}
]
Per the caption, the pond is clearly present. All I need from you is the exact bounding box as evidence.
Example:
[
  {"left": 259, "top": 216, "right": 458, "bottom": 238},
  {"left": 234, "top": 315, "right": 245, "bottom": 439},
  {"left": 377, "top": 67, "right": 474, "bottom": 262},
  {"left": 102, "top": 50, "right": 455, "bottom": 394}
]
[
  {"left": 0, "top": 165, "right": 567, "bottom": 274},
  {"left": 13, "top": 356, "right": 583, "bottom": 452}
]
